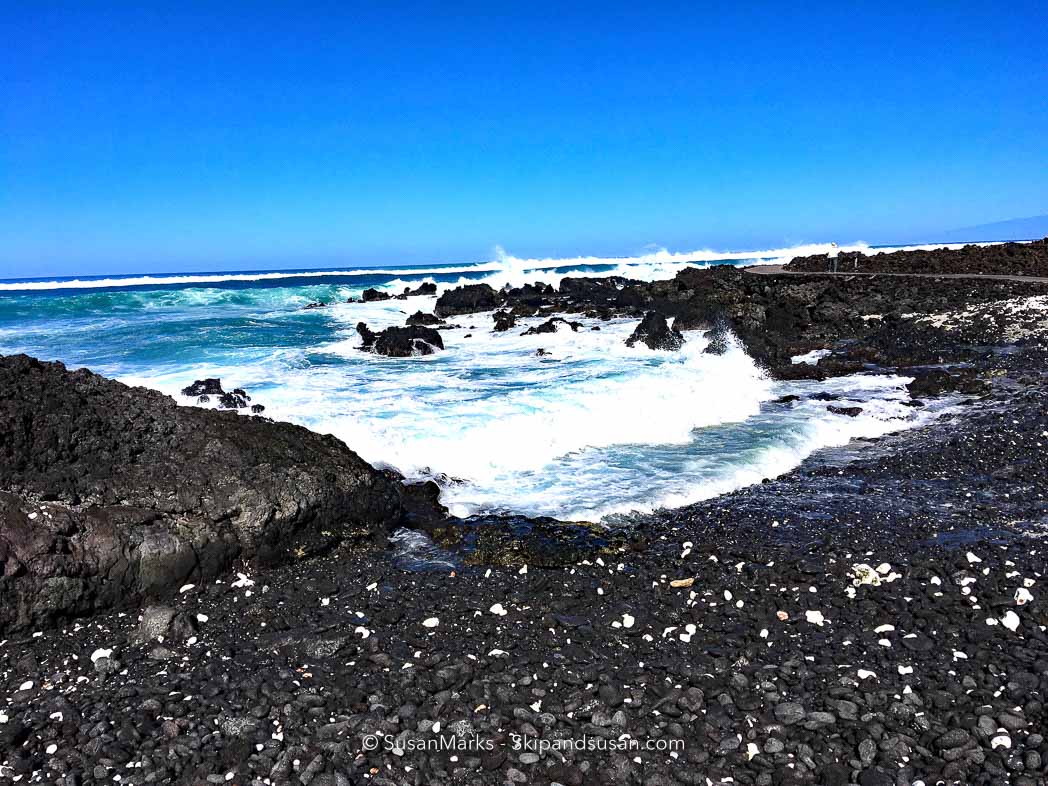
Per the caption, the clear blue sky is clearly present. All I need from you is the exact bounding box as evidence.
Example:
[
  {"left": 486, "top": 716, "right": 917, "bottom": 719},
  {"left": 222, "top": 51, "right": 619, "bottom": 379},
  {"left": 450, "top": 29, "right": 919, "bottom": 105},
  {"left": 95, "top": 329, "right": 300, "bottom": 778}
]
[{"left": 2, "top": 2, "right": 1047, "bottom": 277}]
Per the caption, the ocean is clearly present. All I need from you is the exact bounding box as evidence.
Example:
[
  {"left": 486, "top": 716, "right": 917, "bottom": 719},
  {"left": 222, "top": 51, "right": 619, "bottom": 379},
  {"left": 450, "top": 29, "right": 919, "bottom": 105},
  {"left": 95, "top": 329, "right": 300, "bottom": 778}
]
[{"left": 0, "top": 242, "right": 964, "bottom": 521}]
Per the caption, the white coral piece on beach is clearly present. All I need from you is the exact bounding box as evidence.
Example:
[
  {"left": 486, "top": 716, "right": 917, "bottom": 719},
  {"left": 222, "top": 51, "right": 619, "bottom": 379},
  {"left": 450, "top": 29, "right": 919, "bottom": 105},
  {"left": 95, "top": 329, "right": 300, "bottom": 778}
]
[
  {"left": 1000, "top": 610, "right": 1020, "bottom": 632},
  {"left": 851, "top": 564, "right": 881, "bottom": 586}
]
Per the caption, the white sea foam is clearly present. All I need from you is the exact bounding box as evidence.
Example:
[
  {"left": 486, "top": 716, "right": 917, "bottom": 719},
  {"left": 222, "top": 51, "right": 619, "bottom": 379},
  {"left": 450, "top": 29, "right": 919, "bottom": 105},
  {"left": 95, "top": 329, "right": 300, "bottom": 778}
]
[
  {"left": 12, "top": 241, "right": 965, "bottom": 521},
  {"left": 117, "top": 294, "right": 949, "bottom": 521}
]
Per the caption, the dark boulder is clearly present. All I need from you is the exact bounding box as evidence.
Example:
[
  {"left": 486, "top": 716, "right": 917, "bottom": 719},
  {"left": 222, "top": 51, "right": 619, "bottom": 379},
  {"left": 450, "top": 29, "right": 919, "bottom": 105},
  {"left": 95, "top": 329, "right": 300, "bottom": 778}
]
[
  {"left": 0, "top": 354, "right": 408, "bottom": 632},
  {"left": 493, "top": 311, "right": 517, "bottom": 332},
  {"left": 356, "top": 322, "right": 377, "bottom": 348},
  {"left": 398, "top": 282, "right": 438, "bottom": 298},
  {"left": 702, "top": 324, "right": 731, "bottom": 355},
  {"left": 907, "top": 367, "right": 989, "bottom": 398},
  {"left": 303, "top": 301, "right": 329, "bottom": 310},
  {"left": 406, "top": 311, "right": 442, "bottom": 326},
  {"left": 181, "top": 379, "right": 224, "bottom": 397},
  {"left": 558, "top": 276, "right": 637, "bottom": 303},
  {"left": 625, "top": 312, "right": 685, "bottom": 351},
  {"left": 828, "top": 405, "right": 864, "bottom": 417},
  {"left": 357, "top": 323, "right": 445, "bottom": 356},
  {"left": 182, "top": 379, "right": 253, "bottom": 409},
  {"left": 434, "top": 283, "right": 502, "bottom": 317},
  {"left": 521, "top": 317, "right": 581, "bottom": 336},
  {"left": 374, "top": 326, "right": 445, "bottom": 357},
  {"left": 395, "top": 479, "right": 448, "bottom": 529},
  {"left": 504, "top": 282, "right": 554, "bottom": 308},
  {"left": 218, "top": 388, "right": 251, "bottom": 409},
  {"left": 362, "top": 288, "right": 391, "bottom": 302}
]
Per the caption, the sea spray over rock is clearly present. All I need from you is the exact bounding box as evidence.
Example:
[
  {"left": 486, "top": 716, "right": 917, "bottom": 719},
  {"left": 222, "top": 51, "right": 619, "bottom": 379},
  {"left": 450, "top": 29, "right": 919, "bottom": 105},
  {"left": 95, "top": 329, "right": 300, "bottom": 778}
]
[{"left": 0, "top": 243, "right": 975, "bottom": 523}]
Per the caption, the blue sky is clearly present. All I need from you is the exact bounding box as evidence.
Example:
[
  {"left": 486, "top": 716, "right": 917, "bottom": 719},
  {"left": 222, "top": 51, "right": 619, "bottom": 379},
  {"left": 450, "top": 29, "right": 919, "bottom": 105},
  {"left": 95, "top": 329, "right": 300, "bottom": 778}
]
[{"left": 2, "top": 2, "right": 1047, "bottom": 277}]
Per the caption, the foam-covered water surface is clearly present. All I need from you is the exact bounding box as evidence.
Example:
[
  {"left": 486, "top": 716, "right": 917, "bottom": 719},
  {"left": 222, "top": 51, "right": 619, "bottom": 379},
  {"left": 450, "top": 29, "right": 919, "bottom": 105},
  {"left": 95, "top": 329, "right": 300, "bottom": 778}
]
[{"left": 0, "top": 243, "right": 955, "bottom": 521}]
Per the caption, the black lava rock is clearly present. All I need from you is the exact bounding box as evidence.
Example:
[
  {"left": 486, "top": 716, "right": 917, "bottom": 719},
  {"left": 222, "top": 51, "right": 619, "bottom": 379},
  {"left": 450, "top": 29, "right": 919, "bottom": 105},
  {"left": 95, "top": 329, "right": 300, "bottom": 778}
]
[
  {"left": 0, "top": 354, "right": 408, "bottom": 632},
  {"left": 406, "top": 311, "right": 442, "bottom": 326},
  {"left": 357, "top": 323, "right": 445, "bottom": 357},
  {"left": 521, "top": 317, "right": 581, "bottom": 336},
  {"left": 362, "top": 288, "right": 391, "bottom": 302},
  {"left": 434, "top": 283, "right": 502, "bottom": 317},
  {"left": 625, "top": 311, "right": 685, "bottom": 350},
  {"left": 181, "top": 378, "right": 224, "bottom": 397},
  {"left": 827, "top": 405, "right": 863, "bottom": 417},
  {"left": 492, "top": 311, "right": 517, "bottom": 332}
]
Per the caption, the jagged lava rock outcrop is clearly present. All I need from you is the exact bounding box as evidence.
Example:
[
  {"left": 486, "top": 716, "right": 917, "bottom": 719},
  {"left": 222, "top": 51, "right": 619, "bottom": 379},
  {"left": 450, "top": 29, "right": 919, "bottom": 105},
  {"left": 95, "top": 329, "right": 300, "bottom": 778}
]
[
  {"left": 0, "top": 354, "right": 408, "bottom": 631},
  {"left": 357, "top": 323, "right": 445, "bottom": 356},
  {"left": 434, "top": 283, "right": 502, "bottom": 317},
  {"left": 625, "top": 311, "right": 685, "bottom": 350}
]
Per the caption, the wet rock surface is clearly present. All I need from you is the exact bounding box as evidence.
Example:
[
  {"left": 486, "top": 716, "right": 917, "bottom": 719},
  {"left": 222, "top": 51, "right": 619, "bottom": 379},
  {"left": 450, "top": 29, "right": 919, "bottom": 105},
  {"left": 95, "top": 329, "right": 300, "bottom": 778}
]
[
  {"left": 398, "top": 281, "right": 438, "bottom": 299},
  {"left": 361, "top": 287, "right": 392, "bottom": 302},
  {"left": 434, "top": 283, "right": 502, "bottom": 317},
  {"left": 405, "top": 310, "right": 443, "bottom": 327},
  {"left": 625, "top": 311, "right": 685, "bottom": 350},
  {"left": 179, "top": 378, "right": 256, "bottom": 410},
  {"left": 520, "top": 317, "right": 581, "bottom": 336},
  {"left": 357, "top": 323, "right": 445, "bottom": 356},
  {"left": 492, "top": 310, "right": 517, "bottom": 332}
]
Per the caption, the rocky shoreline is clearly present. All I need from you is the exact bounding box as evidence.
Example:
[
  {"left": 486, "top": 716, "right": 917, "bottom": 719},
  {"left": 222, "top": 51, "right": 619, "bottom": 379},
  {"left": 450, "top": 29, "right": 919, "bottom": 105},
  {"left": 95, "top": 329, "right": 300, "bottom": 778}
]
[
  {"left": 784, "top": 238, "right": 1048, "bottom": 276},
  {"left": 2, "top": 244, "right": 1048, "bottom": 785}
]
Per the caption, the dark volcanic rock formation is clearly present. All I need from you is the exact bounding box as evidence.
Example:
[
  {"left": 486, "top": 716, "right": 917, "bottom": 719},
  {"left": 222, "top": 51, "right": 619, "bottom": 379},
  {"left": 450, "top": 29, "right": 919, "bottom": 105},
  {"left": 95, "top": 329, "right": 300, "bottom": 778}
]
[
  {"left": 502, "top": 282, "right": 555, "bottom": 311},
  {"left": 406, "top": 310, "right": 442, "bottom": 326},
  {"left": 0, "top": 354, "right": 408, "bottom": 631},
  {"left": 375, "top": 326, "right": 444, "bottom": 357},
  {"left": 558, "top": 276, "right": 638, "bottom": 304},
  {"left": 492, "top": 310, "right": 517, "bottom": 331},
  {"left": 785, "top": 238, "right": 1048, "bottom": 275},
  {"left": 357, "top": 322, "right": 445, "bottom": 356},
  {"left": 625, "top": 311, "right": 685, "bottom": 350},
  {"left": 521, "top": 317, "right": 581, "bottom": 336},
  {"left": 906, "top": 367, "right": 989, "bottom": 398},
  {"left": 356, "top": 321, "right": 377, "bottom": 347},
  {"left": 217, "top": 388, "right": 251, "bottom": 409},
  {"left": 618, "top": 265, "right": 1048, "bottom": 370},
  {"left": 180, "top": 378, "right": 252, "bottom": 409},
  {"left": 398, "top": 281, "right": 437, "bottom": 298},
  {"left": 434, "top": 283, "right": 502, "bottom": 317},
  {"left": 702, "top": 322, "right": 731, "bottom": 355},
  {"left": 361, "top": 287, "right": 391, "bottom": 302},
  {"left": 827, "top": 405, "right": 863, "bottom": 417},
  {"left": 180, "top": 378, "right": 224, "bottom": 397}
]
